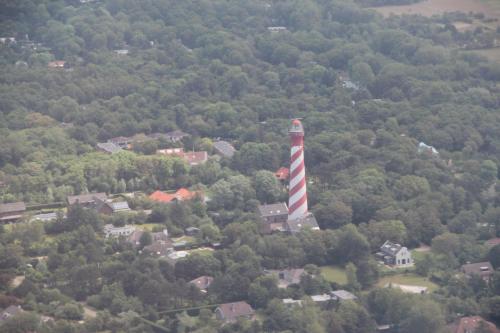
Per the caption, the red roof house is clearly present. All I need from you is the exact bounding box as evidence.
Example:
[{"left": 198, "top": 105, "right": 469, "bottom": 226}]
[
  {"left": 149, "top": 189, "right": 202, "bottom": 203},
  {"left": 448, "top": 316, "right": 500, "bottom": 333},
  {"left": 275, "top": 167, "right": 289, "bottom": 181},
  {"left": 215, "top": 301, "right": 255, "bottom": 323}
]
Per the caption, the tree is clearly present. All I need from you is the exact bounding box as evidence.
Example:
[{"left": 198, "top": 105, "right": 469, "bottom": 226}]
[
  {"left": 139, "top": 231, "right": 152, "bottom": 249},
  {"left": 399, "top": 299, "right": 445, "bottom": 333},
  {"left": 337, "top": 300, "right": 376, "bottom": 333},
  {"left": 254, "top": 170, "right": 282, "bottom": 204},
  {"left": 336, "top": 224, "right": 370, "bottom": 264},
  {"left": 488, "top": 244, "right": 500, "bottom": 269},
  {"left": 345, "top": 262, "right": 361, "bottom": 291},
  {"left": 394, "top": 175, "right": 430, "bottom": 200},
  {"left": 1, "top": 312, "right": 40, "bottom": 333}
]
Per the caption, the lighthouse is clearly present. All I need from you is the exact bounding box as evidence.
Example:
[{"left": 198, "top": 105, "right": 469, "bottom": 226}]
[{"left": 288, "top": 119, "right": 308, "bottom": 221}]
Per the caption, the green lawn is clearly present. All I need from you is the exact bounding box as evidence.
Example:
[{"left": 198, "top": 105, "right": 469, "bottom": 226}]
[
  {"left": 172, "top": 235, "right": 196, "bottom": 243},
  {"left": 187, "top": 248, "right": 213, "bottom": 256},
  {"left": 137, "top": 223, "right": 164, "bottom": 231},
  {"left": 320, "top": 266, "right": 348, "bottom": 285},
  {"left": 376, "top": 273, "right": 438, "bottom": 292}
]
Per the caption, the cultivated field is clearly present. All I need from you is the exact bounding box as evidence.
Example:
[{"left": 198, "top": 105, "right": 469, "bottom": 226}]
[{"left": 369, "top": 0, "right": 500, "bottom": 18}]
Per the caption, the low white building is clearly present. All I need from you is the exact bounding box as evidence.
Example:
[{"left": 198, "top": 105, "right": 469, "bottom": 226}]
[{"left": 103, "top": 224, "right": 136, "bottom": 238}]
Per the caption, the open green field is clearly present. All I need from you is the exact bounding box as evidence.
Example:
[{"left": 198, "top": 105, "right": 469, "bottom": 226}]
[
  {"left": 137, "top": 223, "right": 164, "bottom": 231},
  {"left": 463, "top": 48, "right": 500, "bottom": 63},
  {"left": 376, "top": 273, "right": 439, "bottom": 291},
  {"left": 320, "top": 266, "right": 348, "bottom": 285},
  {"left": 369, "top": 0, "right": 500, "bottom": 18}
]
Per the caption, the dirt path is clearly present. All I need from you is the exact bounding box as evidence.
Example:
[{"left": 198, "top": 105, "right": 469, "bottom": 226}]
[
  {"left": 80, "top": 303, "right": 97, "bottom": 319},
  {"left": 10, "top": 275, "right": 25, "bottom": 289}
]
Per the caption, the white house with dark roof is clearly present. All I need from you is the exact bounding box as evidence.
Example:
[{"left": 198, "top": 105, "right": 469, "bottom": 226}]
[{"left": 376, "top": 241, "right": 412, "bottom": 267}]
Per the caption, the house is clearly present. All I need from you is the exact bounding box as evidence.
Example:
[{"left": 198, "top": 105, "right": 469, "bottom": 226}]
[
  {"left": 189, "top": 276, "right": 214, "bottom": 292},
  {"left": 30, "top": 212, "right": 59, "bottom": 222},
  {"left": 266, "top": 268, "right": 305, "bottom": 288},
  {"left": 157, "top": 148, "right": 185, "bottom": 156},
  {"left": 376, "top": 241, "right": 412, "bottom": 267},
  {"left": 67, "top": 192, "right": 107, "bottom": 207},
  {"left": 185, "top": 226, "right": 200, "bottom": 236},
  {"left": 283, "top": 298, "right": 303, "bottom": 307},
  {"left": 310, "top": 294, "right": 333, "bottom": 303},
  {"left": 103, "top": 224, "right": 136, "bottom": 238},
  {"left": 114, "top": 49, "right": 129, "bottom": 55},
  {"left": 108, "top": 136, "right": 132, "bottom": 149},
  {"left": 149, "top": 188, "right": 202, "bottom": 204},
  {"left": 183, "top": 151, "right": 208, "bottom": 166},
  {"left": 152, "top": 229, "right": 170, "bottom": 242},
  {"left": 461, "top": 262, "right": 494, "bottom": 282},
  {"left": 96, "top": 142, "right": 123, "bottom": 154},
  {"left": 447, "top": 316, "right": 500, "bottom": 333},
  {"left": 0, "top": 37, "right": 16, "bottom": 44},
  {"left": 215, "top": 301, "right": 255, "bottom": 323},
  {"left": 213, "top": 140, "right": 236, "bottom": 158},
  {"left": 157, "top": 148, "right": 208, "bottom": 166},
  {"left": 418, "top": 142, "right": 439, "bottom": 156},
  {"left": 267, "top": 26, "right": 287, "bottom": 32},
  {"left": 257, "top": 202, "right": 289, "bottom": 234},
  {"left": 126, "top": 229, "right": 144, "bottom": 247},
  {"left": 48, "top": 61, "right": 66, "bottom": 68},
  {"left": 275, "top": 167, "right": 289, "bottom": 181},
  {"left": 94, "top": 198, "right": 131, "bottom": 215},
  {"left": 165, "top": 130, "right": 190, "bottom": 142},
  {"left": 143, "top": 240, "right": 174, "bottom": 257},
  {"left": 485, "top": 238, "right": 500, "bottom": 248},
  {"left": 331, "top": 290, "right": 358, "bottom": 302},
  {"left": 0, "top": 305, "right": 23, "bottom": 322},
  {"left": 167, "top": 250, "right": 189, "bottom": 261},
  {"left": 285, "top": 213, "right": 320, "bottom": 233},
  {"left": 0, "top": 202, "right": 26, "bottom": 223}
]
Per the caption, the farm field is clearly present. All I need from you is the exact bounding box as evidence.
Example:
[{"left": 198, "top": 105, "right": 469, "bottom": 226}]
[
  {"left": 320, "top": 265, "right": 348, "bottom": 285},
  {"left": 376, "top": 273, "right": 439, "bottom": 291},
  {"left": 368, "top": 0, "right": 500, "bottom": 18}
]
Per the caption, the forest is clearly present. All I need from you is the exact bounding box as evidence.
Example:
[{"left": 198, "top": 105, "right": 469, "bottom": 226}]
[{"left": 1, "top": 0, "right": 500, "bottom": 332}]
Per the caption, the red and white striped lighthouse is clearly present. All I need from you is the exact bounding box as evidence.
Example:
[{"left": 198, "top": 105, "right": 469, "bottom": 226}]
[{"left": 288, "top": 119, "right": 308, "bottom": 221}]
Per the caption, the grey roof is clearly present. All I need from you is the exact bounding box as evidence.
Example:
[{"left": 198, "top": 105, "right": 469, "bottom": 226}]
[
  {"left": 166, "top": 130, "right": 189, "bottom": 139},
  {"left": 110, "top": 201, "right": 130, "bottom": 212},
  {"left": 0, "top": 202, "right": 26, "bottom": 214},
  {"left": 213, "top": 140, "right": 236, "bottom": 158},
  {"left": 31, "top": 212, "right": 58, "bottom": 221},
  {"left": 108, "top": 136, "right": 132, "bottom": 144},
  {"left": 67, "top": 192, "right": 107, "bottom": 205},
  {"left": 258, "top": 202, "right": 288, "bottom": 217},
  {"left": 461, "top": 262, "right": 493, "bottom": 276},
  {"left": 97, "top": 142, "right": 123, "bottom": 154},
  {"left": 331, "top": 290, "right": 357, "bottom": 301},
  {"left": 380, "top": 241, "right": 403, "bottom": 257},
  {"left": 285, "top": 213, "right": 319, "bottom": 233},
  {"left": 0, "top": 305, "right": 23, "bottom": 321}
]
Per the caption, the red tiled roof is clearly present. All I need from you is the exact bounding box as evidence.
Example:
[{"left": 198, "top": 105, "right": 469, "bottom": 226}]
[
  {"left": 189, "top": 276, "right": 214, "bottom": 291},
  {"left": 184, "top": 151, "right": 208, "bottom": 165},
  {"left": 216, "top": 301, "right": 254, "bottom": 322},
  {"left": 450, "top": 316, "right": 500, "bottom": 333},
  {"left": 149, "top": 190, "right": 175, "bottom": 203},
  {"left": 486, "top": 238, "right": 500, "bottom": 247},
  {"left": 175, "top": 188, "right": 196, "bottom": 201},
  {"left": 275, "top": 167, "right": 289, "bottom": 180}
]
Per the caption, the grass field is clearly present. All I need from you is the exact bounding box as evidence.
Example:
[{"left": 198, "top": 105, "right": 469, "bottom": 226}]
[
  {"left": 136, "top": 223, "right": 164, "bottom": 231},
  {"left": 320, "top": 266, "right": 348, "bottom": 285},
  {"left": 463, "top": 48, "right": 500, "bottom": 62},
  {"left": 376, "top": 273, "right": 439, "bottom": 291},
  {"left": 369, "top": 0, "right": 500, "bottom": 18}
]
